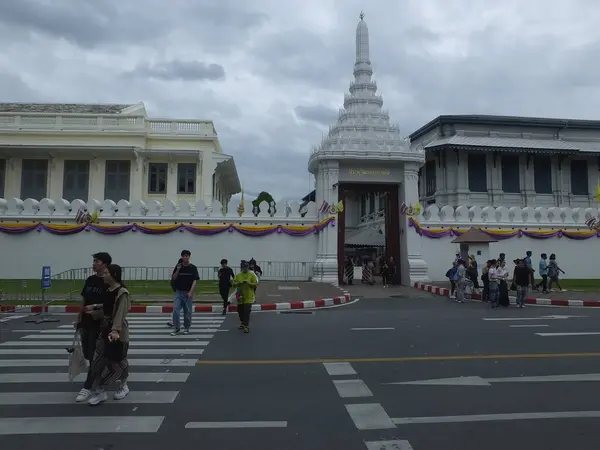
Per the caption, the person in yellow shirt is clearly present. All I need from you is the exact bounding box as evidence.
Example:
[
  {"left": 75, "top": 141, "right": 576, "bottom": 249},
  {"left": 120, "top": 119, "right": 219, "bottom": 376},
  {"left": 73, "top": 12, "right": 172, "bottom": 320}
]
[{"left": 232, "top": 260, "right": 259, "bottom": 333}]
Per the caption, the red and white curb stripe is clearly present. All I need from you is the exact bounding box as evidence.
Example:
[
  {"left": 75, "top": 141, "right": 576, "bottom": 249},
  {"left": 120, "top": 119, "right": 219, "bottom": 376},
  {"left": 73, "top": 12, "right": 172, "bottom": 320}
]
[
  {"left": 0, "top": 293, "right": 352, "bottom": 314},
  {"left": 413, "top": 282, "right": 600, "bottom": 308}
]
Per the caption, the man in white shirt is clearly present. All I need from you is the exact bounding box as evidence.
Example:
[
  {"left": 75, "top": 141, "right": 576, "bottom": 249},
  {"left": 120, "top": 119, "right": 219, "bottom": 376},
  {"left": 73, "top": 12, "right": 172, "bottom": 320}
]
[
  {"left": 487, "top": 259, "right": 500, "bottom": 309},
  {"left": 455, "top": 259, "right": 466, "bottom": 303}
]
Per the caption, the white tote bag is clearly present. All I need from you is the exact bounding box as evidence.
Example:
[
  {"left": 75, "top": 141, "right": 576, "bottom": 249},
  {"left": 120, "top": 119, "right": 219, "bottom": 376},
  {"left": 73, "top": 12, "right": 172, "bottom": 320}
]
[
  {"left": 67, "top": 331, "right": 88, "bottom": 381},
  {"left": 228, "top": 290, "right": 238, "bottom": 305}
]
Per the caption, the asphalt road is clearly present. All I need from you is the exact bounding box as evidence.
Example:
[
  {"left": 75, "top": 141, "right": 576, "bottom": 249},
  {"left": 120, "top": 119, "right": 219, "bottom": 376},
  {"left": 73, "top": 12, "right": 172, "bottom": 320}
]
[{"left": 2, "top": 291, "right": 600, "bottom": 449}]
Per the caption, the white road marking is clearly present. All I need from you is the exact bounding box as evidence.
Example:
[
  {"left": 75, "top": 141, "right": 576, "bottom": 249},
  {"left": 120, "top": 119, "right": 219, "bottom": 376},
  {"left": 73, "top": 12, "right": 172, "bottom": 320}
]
[
  {"left": 0, "top": 372, "right": 189, "bottom": 383},
  {"left": 333, "top": 379, "right": 373, "bottom": 398},
  {"left": 185, "top": 421, "right": 287, "bottom": 428},
  {"left": 20, "top": 334, "right": 214, "bottom": 340},
  {"left": 0, "top": 348, "right": 204, "bottom": 355},
  {"left": 385, "top": 373, "right": 600, "bottom": 386},
  {"left": 323, "top": 362, "right": 357, "bottom": 376},
  {"left": 0, "top": 341, "right": 209, "bottom": 347},
  {"left": 345, "top": 403, "right": 396, "bottom": 430},
  {"left": 13, "top": 328, "right": 221, "bottom": 334},
  {"left": 0, "top": 416, "right": 165, "bottom": 434},
  {"left": 0, "top": 391, "right": 179, "bottom": 405},
  {"left": 509, "top": 324, "right": 549, "bottom": 328},
  {"left": 483, "top": 315, "right": 586, "bottom": 321},
  {"left": 0, "top": 315, "right": 28, "bottom": 323},
  {"left": 0, "top": 358, "right": 197, "bottom": 367},
  {"left": 536, "top": 332, "right": 600, "bottom": 337},
  {"left": 351, "top": 327, "right": 395, "bottom": 331},
  {"left": 364, "top": 440, "right": 414, "bottom": 450},
  {"left": 392, "top": 411, "right": 600, "bottom": 425}
]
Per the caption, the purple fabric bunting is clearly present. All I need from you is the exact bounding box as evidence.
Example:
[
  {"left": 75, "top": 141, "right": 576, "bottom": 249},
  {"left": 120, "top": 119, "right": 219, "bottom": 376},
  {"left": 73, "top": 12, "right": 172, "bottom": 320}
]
[
  {"left": 408, "top": 218, "right": 600, "bottom": 240},
  {"left": 0, "top": 218, "right": 335, "bottom": 237}
]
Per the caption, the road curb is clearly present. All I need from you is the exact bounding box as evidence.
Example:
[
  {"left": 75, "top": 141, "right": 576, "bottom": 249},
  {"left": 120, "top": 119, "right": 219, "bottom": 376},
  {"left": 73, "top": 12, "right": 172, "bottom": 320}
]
[
  {"left": 0, "top": 292, "right": 353, "bottom": 314},
  {"left": 413, "top": 282, "right": 600, "bottom": 308}
]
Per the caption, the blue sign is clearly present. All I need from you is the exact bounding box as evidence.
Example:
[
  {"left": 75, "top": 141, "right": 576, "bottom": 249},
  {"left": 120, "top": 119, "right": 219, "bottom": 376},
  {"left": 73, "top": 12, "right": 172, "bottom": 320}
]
[{"left": 41, "top": 266, "right": 51, "bottom": 289}]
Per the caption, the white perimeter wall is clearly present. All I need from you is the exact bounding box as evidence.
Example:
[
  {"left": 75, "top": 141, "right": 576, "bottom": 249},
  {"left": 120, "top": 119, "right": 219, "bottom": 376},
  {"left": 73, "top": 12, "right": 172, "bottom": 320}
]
[
  {"left": 0, "top": 196, "right": 320, "bottom": 280},
  {"left": 420, "top": 204, "right": 600, "bottom": 281},
  {"left": 422, "top": 234, "right": 597, "bottom": 281},
  {"left": 0, "top": 231, "right": 319, "bottom": 280}
]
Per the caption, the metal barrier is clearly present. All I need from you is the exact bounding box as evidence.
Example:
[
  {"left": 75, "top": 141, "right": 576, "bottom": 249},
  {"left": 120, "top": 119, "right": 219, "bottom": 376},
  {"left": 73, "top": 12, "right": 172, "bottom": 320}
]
[
  {"left": 0, "top": 261, "right": 324, "bottom": 304},
  {"left": 56, "top": 261, "right": 321, "bottom": 282}
]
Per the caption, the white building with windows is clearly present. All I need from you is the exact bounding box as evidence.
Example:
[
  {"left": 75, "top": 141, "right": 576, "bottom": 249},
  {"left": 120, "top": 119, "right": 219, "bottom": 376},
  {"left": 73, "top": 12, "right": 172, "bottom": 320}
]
[
  {"left": 332, "top": 114, "right": 600, "bottom": 248},
  {"left": 412, "top": 115, "right": 600, "bottom": 208},
  {"left": 0, "top": 102, "right": 241, "bottom": 207}
]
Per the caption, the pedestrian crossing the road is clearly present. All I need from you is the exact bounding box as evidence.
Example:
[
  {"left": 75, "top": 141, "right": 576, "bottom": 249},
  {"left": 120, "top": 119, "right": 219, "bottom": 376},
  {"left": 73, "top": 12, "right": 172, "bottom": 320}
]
[{"left": 0, "top": 313, "right": 225, "bottom": 436}]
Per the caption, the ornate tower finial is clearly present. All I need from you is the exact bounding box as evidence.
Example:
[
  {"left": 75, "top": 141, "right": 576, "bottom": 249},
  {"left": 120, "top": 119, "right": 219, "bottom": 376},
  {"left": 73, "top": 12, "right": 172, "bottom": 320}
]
[{"left": 359, "top": 11, "right": 365, "bottom": 20}]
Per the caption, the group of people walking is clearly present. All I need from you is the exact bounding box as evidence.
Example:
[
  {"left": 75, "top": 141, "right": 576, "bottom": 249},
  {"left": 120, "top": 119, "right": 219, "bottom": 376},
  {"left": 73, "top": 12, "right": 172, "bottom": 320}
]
[
  {"left": 447, "top": 250, "right": 566, "bottom": 309},
  {"left": 74, "top": 250, "right": 261, "bottom": 405},
  {"left": 167, "top": 252, "right": 261, "bottom": 333},
  {"left": 74, "top": 252, "right": 131, "bottom": 406}
]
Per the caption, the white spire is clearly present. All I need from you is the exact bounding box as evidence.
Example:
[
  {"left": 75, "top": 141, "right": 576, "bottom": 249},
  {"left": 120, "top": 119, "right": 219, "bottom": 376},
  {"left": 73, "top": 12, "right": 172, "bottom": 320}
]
[
  {"left": 356, "top": 11, "right": 370, "bottom": 64},
  {"left": 308, "top": 13, "right": 424, "bottom": 168}
]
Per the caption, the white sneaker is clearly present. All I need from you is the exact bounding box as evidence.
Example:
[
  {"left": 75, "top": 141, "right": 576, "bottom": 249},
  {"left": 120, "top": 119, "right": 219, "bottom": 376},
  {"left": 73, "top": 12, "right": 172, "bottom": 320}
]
[
  {"left": 88, "top": 390, "right": 108, "bottom": 406},
  {"left": 75, "top": 388, "right": 91, "bottom": 402},
  {"left": 114, "top": 383, "right": 130, "bottom": 400}
]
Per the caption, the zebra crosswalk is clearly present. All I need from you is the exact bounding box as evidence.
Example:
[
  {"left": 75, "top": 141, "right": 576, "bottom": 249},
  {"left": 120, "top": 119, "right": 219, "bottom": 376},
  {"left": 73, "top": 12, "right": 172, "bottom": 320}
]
[{"left": 0, "top": 313, "right": 225, "bottom": 435}]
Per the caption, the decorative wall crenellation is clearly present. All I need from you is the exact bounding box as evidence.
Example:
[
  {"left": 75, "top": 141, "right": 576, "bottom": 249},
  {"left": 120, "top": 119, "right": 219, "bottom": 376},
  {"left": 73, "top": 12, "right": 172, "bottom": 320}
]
[
  {"left": 421, "top": 204, "right": 599, "bottom": 227},
  {"left": 0, "top": 197, "right": 319, "bottom": 222}
]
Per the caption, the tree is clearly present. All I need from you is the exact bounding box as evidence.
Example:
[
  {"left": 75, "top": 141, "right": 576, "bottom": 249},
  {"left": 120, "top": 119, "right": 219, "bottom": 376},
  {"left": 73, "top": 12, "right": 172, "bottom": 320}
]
[{"left": 252, "top": 191, "right": 275, "bottom": 216}]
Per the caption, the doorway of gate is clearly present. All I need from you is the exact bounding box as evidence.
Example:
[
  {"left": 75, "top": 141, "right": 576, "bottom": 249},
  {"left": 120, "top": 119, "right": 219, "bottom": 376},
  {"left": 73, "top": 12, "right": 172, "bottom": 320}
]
[{"left": 337, "top": 183, "right": 401, "bottom": 286}]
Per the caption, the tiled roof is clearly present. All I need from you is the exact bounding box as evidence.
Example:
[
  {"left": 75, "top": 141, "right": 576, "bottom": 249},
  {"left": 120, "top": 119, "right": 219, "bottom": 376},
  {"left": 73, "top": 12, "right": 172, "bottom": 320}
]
[
  {"left": 0, "top": 103, "right": 136, "bottom": 114},
  {"left": 425, "top": 135, "right": 580, "bottom": 151}
]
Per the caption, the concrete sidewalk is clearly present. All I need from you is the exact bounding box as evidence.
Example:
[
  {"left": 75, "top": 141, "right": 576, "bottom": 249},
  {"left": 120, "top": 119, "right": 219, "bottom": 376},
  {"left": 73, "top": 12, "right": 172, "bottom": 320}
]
[
  {"left": 416, "top": 281, "right": 600, "bottom": 307},
  {"left": 138, "top": 281, "right": 347, "bottom": 304}
]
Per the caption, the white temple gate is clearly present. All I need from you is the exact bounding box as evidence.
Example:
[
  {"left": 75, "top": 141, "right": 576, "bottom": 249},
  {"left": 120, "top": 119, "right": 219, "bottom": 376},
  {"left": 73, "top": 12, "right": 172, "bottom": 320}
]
[{"left": 308, "top": 13, "right": 429, "bottom": 286}]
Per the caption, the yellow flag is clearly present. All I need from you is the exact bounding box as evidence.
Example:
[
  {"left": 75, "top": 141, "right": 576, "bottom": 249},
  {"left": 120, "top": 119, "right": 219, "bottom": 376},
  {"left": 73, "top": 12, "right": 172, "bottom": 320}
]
[
  {"left": 90, "top": 211, "right": 99, "bottom": 224},
  {"left": 596, "top": 183, "right": 600, "bottom": 203},
  {"left": 336, "top": 200, "right": 344, "bottom": 212},
  {"left": 414, "top": 201, "right": 422, "bottom": 216}
]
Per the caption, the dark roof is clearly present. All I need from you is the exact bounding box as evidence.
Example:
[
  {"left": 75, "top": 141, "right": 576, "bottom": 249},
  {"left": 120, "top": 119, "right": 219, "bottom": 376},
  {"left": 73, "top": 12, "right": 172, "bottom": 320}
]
[
  {"left": 424, "top": 135, "right": 580, "bottom": 154},
  {"left": 451, "top": 227, "right": 498, "bottom": 244},
  {"left": 0, "top": 103, "right": 136, "bottom": 114},
  {"left": 410, "top": 114, "right": 600, "bottom": 141}
]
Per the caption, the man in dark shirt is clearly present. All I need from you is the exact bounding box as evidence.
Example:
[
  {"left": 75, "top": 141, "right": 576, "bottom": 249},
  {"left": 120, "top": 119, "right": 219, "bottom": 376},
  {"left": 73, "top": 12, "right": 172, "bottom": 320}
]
[
  {"left": 513, "top": 258, "right": 531, "bottom": 308},
  {"left": 171, "top": 249, "right": 200, "bottom": 335},
  {"left": 218, "top": 258, "right": 235, "bottom": 316},
  {"left": 74, "top": 252, "right": 111, "bottom": 403}
]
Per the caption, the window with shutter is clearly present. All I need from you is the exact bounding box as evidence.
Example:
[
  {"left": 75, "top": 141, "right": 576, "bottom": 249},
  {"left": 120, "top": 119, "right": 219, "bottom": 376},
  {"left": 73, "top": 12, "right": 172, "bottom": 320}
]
[
  {"left": 501, "top": 155, "right": 520, "bottom": 193},
  {"left": 148, "top": 163, "right": 168, "bottom": 194},
  {"left": 570, "top": 160, "right": 589, "bottom": 195},
  {"left": 425, "top": 160, "right": 436, "bottom": 196},
  {"left": 62, "top": 160, "right": 90, "bottom": 202},
  {"left": 468, "top": 153, "right": 488, "bottom": 192},
  {"left": 104, "top": 160, "right": 131, "bottom": 202},
  {"left": 21, "top": 159, "right": 48, "bottom": 200},
  {"left": 533, "top": 155, "right": 552, "bottom": 194}
]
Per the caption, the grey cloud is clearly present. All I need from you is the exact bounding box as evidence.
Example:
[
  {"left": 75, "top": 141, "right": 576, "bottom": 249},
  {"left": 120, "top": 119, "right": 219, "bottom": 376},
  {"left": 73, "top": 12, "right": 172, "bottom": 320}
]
[
  {"left": 0, "top": 0, "right": 167, "bottom": 48},
  {"left": 129, "top": 60, "right": 226, "bottom": 82},
  {"left": 4, "top": 0, "right": 600, "bottom": 200},
  {"left": 0, "top": 73, "right": 42, "bottom": 102},
  {"left": 0, "top": 0, "right": 268, "bottom": 51},
  {"left": 294, "top": 105, "right": 338, "bottom": 126}
]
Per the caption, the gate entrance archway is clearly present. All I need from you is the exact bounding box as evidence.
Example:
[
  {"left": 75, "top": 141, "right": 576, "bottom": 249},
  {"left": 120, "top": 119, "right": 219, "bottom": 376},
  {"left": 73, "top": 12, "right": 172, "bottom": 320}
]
[{"left": 337, "top": 183, "right": 401, "bottom": 285}]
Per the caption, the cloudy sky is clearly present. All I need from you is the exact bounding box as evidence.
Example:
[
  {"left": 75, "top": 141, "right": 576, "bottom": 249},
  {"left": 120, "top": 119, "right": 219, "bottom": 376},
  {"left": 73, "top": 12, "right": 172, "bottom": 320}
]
[{"left": 1, "top": 0, "right": 599, "bottom": 201}]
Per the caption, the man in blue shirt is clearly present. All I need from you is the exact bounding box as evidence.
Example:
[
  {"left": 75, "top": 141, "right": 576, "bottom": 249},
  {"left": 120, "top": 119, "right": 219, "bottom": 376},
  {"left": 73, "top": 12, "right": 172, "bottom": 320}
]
[{"left": 524, "top": 251, "right": 536, "bottom": 289}]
